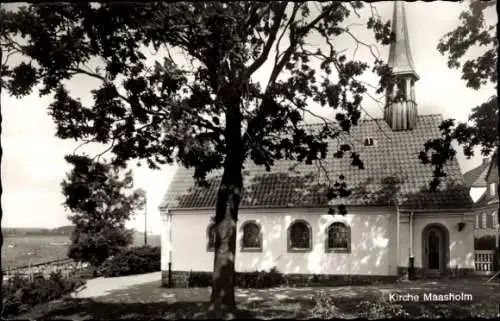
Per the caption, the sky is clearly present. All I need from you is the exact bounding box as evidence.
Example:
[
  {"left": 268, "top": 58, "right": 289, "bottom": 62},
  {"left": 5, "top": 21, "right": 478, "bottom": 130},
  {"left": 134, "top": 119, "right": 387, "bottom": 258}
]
[{"left": 1, "top": 1, "right": 497, "bottom": 233}]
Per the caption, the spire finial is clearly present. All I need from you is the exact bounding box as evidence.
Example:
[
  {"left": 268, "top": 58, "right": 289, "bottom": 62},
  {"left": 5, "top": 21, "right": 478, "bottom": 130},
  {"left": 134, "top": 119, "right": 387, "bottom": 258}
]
[{"left": 388, "top": 1, "right": 419, "bottom": 80}]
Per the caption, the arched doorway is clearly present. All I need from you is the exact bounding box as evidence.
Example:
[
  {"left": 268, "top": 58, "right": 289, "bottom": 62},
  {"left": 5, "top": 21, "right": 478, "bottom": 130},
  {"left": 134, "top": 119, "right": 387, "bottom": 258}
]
[{"left": 422, "top": 223, "right": 449, "bottom": 275}]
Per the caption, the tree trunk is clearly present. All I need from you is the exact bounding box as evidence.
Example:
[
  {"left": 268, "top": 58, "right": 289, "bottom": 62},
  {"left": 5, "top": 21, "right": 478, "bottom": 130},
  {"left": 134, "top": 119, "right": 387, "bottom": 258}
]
[
  {"left": 209, "top": 168, "right": 242, "bottom": 315},
  {"left": 209, "top": 90, "right": 243, "bottom": 316}
]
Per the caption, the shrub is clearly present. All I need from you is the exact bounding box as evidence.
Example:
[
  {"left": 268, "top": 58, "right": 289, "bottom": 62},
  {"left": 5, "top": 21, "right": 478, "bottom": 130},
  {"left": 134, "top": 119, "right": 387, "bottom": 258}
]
[
  {"left": 237, "top": 267, "right": 285, "bottom": 289},
  {"left": 2, "top": 272, "right": 85, "bottom": 317},
  {"left": 188, "top": 271, "right": 212, "bottom": 287},
  {"left": 311, "top": 291, "right": 339, "bottom": 318},
  {"left": 99, "top": 245, "right": 160, "bottom": 277},
  {"left": 186, "top": 267, "right": 285, "bottom": 289},
  {"left": 356, "top": 300, "right": 409, "bottom": 319}
]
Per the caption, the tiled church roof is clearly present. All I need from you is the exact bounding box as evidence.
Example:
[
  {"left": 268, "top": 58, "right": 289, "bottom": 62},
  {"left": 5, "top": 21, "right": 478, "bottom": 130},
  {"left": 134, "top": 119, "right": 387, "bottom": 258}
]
[{"left": 160, "top": 114, "right": 473, "bottom": 211}]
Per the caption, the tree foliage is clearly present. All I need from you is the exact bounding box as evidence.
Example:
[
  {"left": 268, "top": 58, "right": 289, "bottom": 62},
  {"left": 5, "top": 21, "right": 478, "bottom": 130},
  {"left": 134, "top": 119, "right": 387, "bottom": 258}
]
[
  {"left": 419, "top": 0, "right": 498, "bottom": 191},
  {"left": 1, "top": 2, "right": 394, "bottom": 312},
  {"left": 62, "top": 155, "right": 146, "bottom": 268}
]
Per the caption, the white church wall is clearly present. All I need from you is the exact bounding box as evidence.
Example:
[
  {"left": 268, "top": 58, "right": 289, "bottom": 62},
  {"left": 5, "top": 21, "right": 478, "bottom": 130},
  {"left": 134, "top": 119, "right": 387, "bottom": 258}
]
[
  {"left": 398, "top": 222, "right": 410, "bottom": 267},
  {"left": 398, "top": 214, "right": 475, "bottom": 270},
  {"left": 161, "top": 207, "right": 398, "bottom": 276}
]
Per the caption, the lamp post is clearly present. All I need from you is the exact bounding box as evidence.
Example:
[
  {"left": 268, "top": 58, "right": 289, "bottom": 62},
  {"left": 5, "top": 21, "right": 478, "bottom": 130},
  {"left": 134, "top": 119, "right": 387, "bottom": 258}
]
[{"left": 144, "top": 194, "right": 148, "bottom": 246}]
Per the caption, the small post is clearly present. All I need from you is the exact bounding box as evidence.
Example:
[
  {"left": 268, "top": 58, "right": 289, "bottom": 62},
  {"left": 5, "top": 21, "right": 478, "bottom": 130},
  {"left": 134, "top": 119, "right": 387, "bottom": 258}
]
[
  {"left": 396, "top": 206, "right": 400, "bottom": 273},
  {"left": 168, "top": 210, "right": 173, "bottom": 287},
  {"left": 408, "top": 256, "right": 415, "bottom": 280},
  {"left": 168, "top": 262, "right": 172, "bottom": 288},
  {"left": 144, "top": 194, "right": 148, "bottom": 246},
  {"left": 408, "top": 211, "right": 415, "bottom": 280}
]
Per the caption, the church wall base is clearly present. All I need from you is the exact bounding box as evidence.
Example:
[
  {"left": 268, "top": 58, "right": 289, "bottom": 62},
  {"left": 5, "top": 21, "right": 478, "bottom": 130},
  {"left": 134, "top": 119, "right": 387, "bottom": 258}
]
[
  {"left": 161, "top": 270, "right": 398, "bottom": 288},
  {"left": 397, "top": 266, "right": 476, "bottom": 279}
]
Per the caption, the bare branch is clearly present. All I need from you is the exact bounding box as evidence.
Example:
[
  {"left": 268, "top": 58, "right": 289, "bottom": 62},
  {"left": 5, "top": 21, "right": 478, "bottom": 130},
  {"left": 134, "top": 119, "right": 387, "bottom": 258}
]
[
  {"left": 1, "top": 49, "right": 16, "bottom": 68},
  {"left": 94, "top": 137, "right": 117, "bottom": 162},
  {"left": 267, "top": 3, "right": 340, "bottom": 90},
  {"left": 315, "top": 158, "right": 333, "bottom": 187},
  {"left": 274, "top": 3, "right": 300, "bottom": 67},
  {"left": 290, "top": 99, "right": 331, "bottom": 126},
  {"left": 69, "top": 67, "right": 107, "bottom": 83},
  {"left": 346, "top": 23, "right": 365, "bottom": 29},
  {"left": 245, "top": 2, "right": 288, "bottom": 78},
  {"left": 369, "top": 4, "right": 381, "bottom": 21},
  {"left": 358, "top": 106, "right": 391, "bottom": 141},
  {"left": 352, "top": 41, "right": 359, "bottom": 60},
  {"left": 72, "top": 138, "right": 98, "bottom": 155},
  {"left": 343, "top": 28, "right": 380, "bottom": 59},
  {"left": 349, "top": 2, "right": 361, "bottom": 18}
]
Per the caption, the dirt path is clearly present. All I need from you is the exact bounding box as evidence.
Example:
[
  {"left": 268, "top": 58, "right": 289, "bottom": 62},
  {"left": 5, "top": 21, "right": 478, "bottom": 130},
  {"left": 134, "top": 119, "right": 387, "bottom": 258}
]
[{"left": 71, "top": 272, "right": 161, "bottom": 298}]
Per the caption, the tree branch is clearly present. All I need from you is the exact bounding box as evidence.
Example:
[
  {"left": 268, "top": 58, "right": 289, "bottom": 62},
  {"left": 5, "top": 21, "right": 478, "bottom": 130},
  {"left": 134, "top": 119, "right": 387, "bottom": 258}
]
[
  {"left": 274, "top": 3, "right": 300, "bottom": 67},
  {"left": 72, "top": 138, "right": 98, "bottom": 155},
  {"left": 245, "top": 2, "right": 288, "bottom": 78},
  {"left": 343, "top": 28, "right": 380, "bottom": 59},
  {"left": 298, "top": 3, "right": 336, "bottom": 34}
]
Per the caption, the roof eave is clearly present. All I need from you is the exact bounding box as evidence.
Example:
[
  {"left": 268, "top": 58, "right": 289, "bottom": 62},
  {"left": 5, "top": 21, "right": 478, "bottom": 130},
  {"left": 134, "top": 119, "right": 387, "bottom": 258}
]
[{"left": 391, "top": 70, "right": 420, "bottom": 81}]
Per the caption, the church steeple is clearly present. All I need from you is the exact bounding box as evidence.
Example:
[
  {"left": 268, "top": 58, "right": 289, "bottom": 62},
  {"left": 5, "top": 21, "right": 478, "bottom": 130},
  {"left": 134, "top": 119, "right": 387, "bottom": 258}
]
[{"left": 384, "top": 1, "right": 419, "bottom": 131}]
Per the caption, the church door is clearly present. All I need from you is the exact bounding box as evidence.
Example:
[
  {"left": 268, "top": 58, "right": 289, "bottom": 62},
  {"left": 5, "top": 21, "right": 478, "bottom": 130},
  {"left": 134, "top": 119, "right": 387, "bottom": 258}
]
[{"left": 426, "top": 227, "right": 444, "bottom": 271}]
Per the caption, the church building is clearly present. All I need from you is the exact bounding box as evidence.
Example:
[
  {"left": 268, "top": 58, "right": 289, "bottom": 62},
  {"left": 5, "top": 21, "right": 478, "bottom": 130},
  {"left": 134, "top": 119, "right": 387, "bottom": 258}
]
[{"left": 158, "top": 1, "right": 475, "bottom": 286}]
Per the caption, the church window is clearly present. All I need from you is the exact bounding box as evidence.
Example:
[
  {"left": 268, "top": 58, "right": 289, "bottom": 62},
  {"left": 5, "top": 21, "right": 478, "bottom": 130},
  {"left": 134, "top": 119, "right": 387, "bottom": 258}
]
[
  {"left": 490, "top": 183, "right": 496, "bottom": 196},
  {"left": 207, "top": 223, "right": 216, "bottom": 251},
  {"left": 288, "top": 220, "right": 312, "bottom": 252},
  {"left": 326, "top": 222, "right": 351, "bottom": 253},
  {"left": 396, "top": 79, "right": 407, "bottom": 99},
  {"left": 241, "top": 221, "right": 262, "bottom": 251}
]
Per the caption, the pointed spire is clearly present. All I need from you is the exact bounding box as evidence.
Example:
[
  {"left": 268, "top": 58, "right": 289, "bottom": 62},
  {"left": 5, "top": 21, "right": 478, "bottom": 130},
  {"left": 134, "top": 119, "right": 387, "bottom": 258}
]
[
  {"left": 384, "top": 1, "right": 419, "bottom": 131},
  {"left": 388, "top": 1, "right": 419, "bottom": 80}
]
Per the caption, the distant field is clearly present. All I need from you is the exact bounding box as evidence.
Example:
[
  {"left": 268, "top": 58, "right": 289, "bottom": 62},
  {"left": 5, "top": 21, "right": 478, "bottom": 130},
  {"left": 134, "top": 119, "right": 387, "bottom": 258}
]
[{"left": 2, "top": 233, "right": 161, "bottom": 270}]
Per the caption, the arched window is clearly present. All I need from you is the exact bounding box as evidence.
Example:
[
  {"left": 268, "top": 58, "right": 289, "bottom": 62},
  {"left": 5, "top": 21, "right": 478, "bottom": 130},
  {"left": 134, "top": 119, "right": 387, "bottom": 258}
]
[
  {"left": 207, "top": 223, "right": 216, "bottom": 251},
  {"left": 241, "top": 221, "right": 262, "bottom": 252},
  {"left": 326, "top": 222, "right": 351, "bottom": 253},
  {"left": 396, "top": 79, "right": 407, "bottom": 100},
  {"left": 288, "top": 220, "right": 312, "bottom": 252}
]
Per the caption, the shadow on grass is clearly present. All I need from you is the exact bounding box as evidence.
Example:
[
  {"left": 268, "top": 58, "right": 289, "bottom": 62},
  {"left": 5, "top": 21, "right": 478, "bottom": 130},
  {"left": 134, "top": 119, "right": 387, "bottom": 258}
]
[
  {"left": 20, "top": 297, "right": 321, "bottom": 320},
  {"left": 17, "top": 279, "right": 500, "bottom": 319},
  {"left": 24, "top": 294, "right": 495, "bottom": 320}
]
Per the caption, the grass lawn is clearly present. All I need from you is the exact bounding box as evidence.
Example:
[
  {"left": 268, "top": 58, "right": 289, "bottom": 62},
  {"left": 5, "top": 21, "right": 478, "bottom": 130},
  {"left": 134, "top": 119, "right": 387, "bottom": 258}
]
[{"left": 17, "top": 278, "right": 500, "bottom": 319}]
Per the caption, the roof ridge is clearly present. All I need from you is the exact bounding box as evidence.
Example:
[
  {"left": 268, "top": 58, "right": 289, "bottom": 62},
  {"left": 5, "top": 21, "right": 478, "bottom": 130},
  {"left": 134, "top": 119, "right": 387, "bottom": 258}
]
[{"left": 302, "top": 113, "right": 442, "bottom": 127}]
